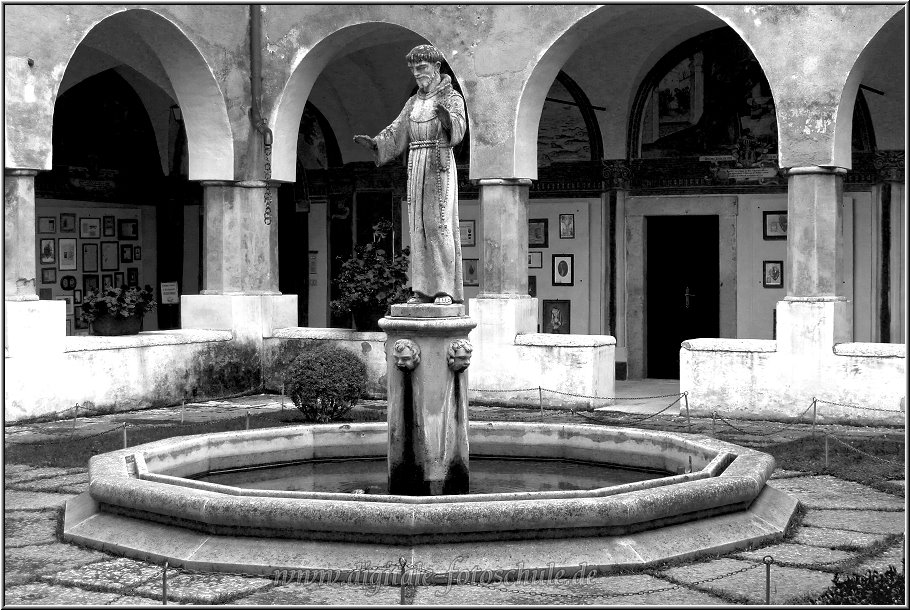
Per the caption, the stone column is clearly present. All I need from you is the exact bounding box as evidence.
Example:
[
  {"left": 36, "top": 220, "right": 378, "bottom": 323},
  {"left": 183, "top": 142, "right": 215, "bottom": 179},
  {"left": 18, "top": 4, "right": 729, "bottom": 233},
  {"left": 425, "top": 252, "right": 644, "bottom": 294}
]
[
  {"left": 469, "top": 179, "right": 537, "bottom": 388},
  {"left": 181, "top": 181, "right": 296, "bottom": 341},
  {"left": 776, "top": 166, "right": 851, "bottom": 357},
  {"left": 4, "top": 168, "right": 66, "bottom": 357}
]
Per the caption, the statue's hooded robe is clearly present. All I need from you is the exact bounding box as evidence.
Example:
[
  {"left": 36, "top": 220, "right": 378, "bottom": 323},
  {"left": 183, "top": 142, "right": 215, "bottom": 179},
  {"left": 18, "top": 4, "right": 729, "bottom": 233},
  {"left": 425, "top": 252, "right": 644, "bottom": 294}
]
[{"left": 371, "top": 74, "right": 467, "bottom": 302}]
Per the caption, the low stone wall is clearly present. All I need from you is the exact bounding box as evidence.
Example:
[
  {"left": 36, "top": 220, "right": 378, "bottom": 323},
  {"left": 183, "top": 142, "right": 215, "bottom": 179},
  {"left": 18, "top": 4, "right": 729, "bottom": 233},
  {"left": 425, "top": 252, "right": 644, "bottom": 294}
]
[
  {"left": 4, "top": 330, "right": 241, "bottom": 422},
  {"left": 680, "top": 338, "right": 906, "bottom": 425}
]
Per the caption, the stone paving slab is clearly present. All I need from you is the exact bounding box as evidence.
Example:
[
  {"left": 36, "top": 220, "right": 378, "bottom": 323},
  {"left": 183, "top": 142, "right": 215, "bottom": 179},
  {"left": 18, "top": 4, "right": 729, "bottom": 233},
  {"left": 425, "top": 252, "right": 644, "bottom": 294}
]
[
  {"left": 3, "top": 510, "right": 59, "bottom": 547},
  {"left": 229, "top": 582, "right": 401, "bottom": 605},
  {"left": 132, "top": 571, "right": 274, "bottom": 604},
  {"left": 48, "top": 556, "right": 179, "bottom": 594},
  {"left": 767, "top": 475, "right": 905, "bottom": 510},
  {"left": 850, "top": 539, "right": 905, "bottom": 575},
  {"left": 12, "top": 472, "right": 90, "bottom": 493},
  {"left": 105, "top": 594, "right": 168, "bottom": 605},
  {"left": 789, "top": 526, "right": 891, "bottom": 550},
  {"left": 410, "top": 573, "right": 729, "bottom": 605},
  {"left": 3, "top": 490, "right": 78, "bottom": 511},
  {"left": 732, "top": 542, "right": 856, "bottom": 569},
  {"left": 801, "top": 509, "right": 906, "bottom": 534},
  {"left": 769, "top": 469, "right": 809, "bottom": 479},
  {"left": 3, "top": 466, "right": 72, "bottom": 483},
  {"left": 4, "top": 543, "right": 111, "bottom": 586},
  {"left": 2, "top": 582, "right": 123, "bottom": 605},
  {"left": 658, "top": 557, "right": 835, "bottom": 604}
]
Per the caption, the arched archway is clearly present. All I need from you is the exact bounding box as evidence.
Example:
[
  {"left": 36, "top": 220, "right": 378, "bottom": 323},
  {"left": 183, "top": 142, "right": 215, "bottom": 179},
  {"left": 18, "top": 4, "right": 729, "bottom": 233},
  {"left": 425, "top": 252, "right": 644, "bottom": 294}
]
[{"left": 55, "top": 9, "right": 233, "bottom": 181}]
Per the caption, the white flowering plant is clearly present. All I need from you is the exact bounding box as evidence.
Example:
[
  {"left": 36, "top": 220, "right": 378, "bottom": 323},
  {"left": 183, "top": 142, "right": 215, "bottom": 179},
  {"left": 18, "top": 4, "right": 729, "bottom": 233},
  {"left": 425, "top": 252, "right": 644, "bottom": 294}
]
[{"left": 80, "top": 284, "right": 157, "bottom": 323}]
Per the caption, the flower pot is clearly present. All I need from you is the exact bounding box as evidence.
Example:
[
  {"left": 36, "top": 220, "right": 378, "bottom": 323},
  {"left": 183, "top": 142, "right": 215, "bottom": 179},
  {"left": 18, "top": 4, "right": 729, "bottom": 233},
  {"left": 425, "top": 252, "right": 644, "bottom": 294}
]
[{"left": 91, "top": 313, "right": 143, "bottom": 336}]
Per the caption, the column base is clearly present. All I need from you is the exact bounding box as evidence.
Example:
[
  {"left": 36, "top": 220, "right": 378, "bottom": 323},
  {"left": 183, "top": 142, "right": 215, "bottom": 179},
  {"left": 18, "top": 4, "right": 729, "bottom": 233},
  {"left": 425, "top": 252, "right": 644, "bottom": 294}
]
[
  {"left": 4, "top": 300, "right": 66, "bottom": 358},
  {"left": 776, "top": 297, "right": 852, "bottom": 355},
  {"left": 181, "top": 294, "right": 298, "bottom": 341}
]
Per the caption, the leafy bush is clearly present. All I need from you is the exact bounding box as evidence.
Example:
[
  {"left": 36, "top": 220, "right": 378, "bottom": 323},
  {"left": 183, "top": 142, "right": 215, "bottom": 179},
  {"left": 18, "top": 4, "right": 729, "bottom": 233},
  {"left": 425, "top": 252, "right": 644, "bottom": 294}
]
[
  {"left": 284, "top": 345, "right": 367, "bottom": 422},
  {"left": 810, "top": 565, "right": 904, "bottom": 605},
  {"left": 330, "top": 220, "right": 410, "bottom": 330},
  {"left": 81, "top": 284, "right": 156, "bottom": 323}
]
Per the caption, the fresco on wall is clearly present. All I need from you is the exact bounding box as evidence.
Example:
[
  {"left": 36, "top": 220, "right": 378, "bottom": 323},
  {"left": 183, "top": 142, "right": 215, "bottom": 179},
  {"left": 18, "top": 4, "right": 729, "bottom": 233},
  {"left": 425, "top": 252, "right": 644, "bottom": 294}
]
[
  {"left": 538, "top": 79, "right": 591, "bottom": 167},
  {"left": 297, "top": 104, "right": 330, "bottom": 171},
  {"left": 639, "top": 29, "right": 778, "bottom": 163}
]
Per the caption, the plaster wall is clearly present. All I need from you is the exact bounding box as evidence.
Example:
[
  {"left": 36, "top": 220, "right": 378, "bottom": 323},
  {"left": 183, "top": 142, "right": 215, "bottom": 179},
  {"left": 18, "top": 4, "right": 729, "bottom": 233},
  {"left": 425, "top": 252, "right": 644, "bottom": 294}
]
[
  {"left": 306, "top": 201, "right": 329, "bottom": 328},
  {"left": 182, "top": 204, "right": 201, "bottom": 296},
  {"left": 3, "top": 330, "right": 237, "bottom": 422}
]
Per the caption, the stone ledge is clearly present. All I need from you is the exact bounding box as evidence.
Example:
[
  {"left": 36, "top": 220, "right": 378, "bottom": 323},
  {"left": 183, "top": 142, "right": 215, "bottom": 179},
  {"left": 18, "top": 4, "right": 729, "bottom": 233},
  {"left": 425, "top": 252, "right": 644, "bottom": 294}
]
[
  {"left": 270, "top": 327, "right": 385, "bottom": 341},
  {"left": 834, "top": 342, "right": 906, "bottom": 358},
  {"left": 516, "top": 333, "right": 616, "bottom": 348},
  {"left": 681, "top": 338, "right": 777, "bottom": 353},
  {"left": 63, "top": 330, "right": 233, "bottom": 353}
]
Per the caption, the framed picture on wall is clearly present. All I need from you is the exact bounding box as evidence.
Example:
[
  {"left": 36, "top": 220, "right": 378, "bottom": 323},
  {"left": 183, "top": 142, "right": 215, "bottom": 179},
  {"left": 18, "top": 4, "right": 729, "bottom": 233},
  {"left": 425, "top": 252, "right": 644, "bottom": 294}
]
[
  {"left": 528, "top": 251, "right": 542, "bottom": 269},
  {"left": 559, "top": 213, "right": 575, "bottom": 239},
  {"left": 82, "top": 242, "right": 99, "bottom": 273},
  {"left": 66, "top": 319, "right": 72, "bottom": 336},
  {"left": 118, "top": 218, "right": 139, "bottom": 240},
  {"left": 59, "top": 213, "right": 76, "bottom": 233},
  {"left": 75, "top": 307, "right": 89, "bottom": 330},
  {"left": 762, "top": 260, "right": 784, "bottom": 288},
  {"left": 133, "top": 246, "right": 142, "bottom": 261},
  {"left": 552, "top": 253, "right": 574, "bottom": 286},
  {"left": 102, "top": 215, "right": 116, "bottom": 237},
  {"left": 83, "top": 274, "right": 100, "bottom": 296},
  {"left": 528, "top": 218, "right": 548, "bottom": 248},
  {"left": 60, "top": 275, "right": 77, "bottom": 291},
  {"left": 542, "top": 299, "right": 570, "bottom": 334},
  {"left": 120, "top": 244, "right": 134, "bottom": 263},
  {"left": 126, "top": 267, "right": 139, "bottom": 287},
  {"left": 462, "top": 258, "right": 479, "bottom": 286},
  {"left": 74, "top": 289, "right": 83, "bottom": 305},
  {"left": 41, "top": 268, "right": 56, "bottom": 284},
  {"left": 59, "top": 238, "right": 77, "bottom": 271},
  {"left": 39, "top": 238, "right": 56, "bottom": 264},
  {"left": 101, "top": 241, "right": 119, "bottom": 271},
  {"left": 762, "top": 211, "right": 787, "bottom": 240},
  {"left": 39, "top": 288, "right": 53, "bottom": 300},
  {"left": 114, "top": 271, "right": 125, "bottom": 288},
  {"left": 459, "top": 220, "right": 475, "bottom": 247},
  {"left": 79, "top": 217, "right": 101, "bottom": 239},
  {"left": 102, "top": 274, "right": 114, "bottom": 291},
  {"left": 38, "top": 217, "right": 56, "bottom": 233},
  {"left": 528, "top": 275, "right": 537, "bottom": 297}
]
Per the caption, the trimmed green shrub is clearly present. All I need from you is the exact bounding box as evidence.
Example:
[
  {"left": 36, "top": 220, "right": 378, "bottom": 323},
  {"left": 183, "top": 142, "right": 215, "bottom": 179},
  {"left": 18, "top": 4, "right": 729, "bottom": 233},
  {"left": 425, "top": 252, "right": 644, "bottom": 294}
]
[
  {"left": 810, "top": 565, "right": 904, "bottom": 605},
  {"left": 284, "top": 344, "right": 367, "bottom": 423}
]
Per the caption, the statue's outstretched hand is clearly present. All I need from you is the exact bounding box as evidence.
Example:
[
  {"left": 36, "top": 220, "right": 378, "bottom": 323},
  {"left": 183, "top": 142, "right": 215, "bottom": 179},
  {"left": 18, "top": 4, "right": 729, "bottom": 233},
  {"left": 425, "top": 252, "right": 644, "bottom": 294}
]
[{"left": 353, "top": 135, "right": 378, "bottom": 151}]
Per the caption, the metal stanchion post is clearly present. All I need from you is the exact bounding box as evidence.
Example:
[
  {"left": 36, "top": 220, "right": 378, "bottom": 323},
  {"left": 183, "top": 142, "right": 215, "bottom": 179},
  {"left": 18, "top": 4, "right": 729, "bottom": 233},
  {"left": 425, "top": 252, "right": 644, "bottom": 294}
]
[
  {"left": 538, "top": 387, "right": 544, "bottom": 418},
  {"left": 122, "top": 423, "right": 128, "bottom": 449},
  {"left": 683, "top": 393, "right": 691, "bottom": 433},
  {"left": 824, "top": 434, "right": 829, "bottom": 468},
  {"left": 280, "top": 384, "right": 285, "bottom": 412},
  {"left": 246, "top": 410, "right": 250, "bottom": 430},
  {"left": 763, "top": 556, "right": 773, "bottom": 604},
  {"left": 71, "top": 404, "right": 79, "bottom": 437},
  {"left": 162, "top": 561, "right": 168, "bottom": 605},
  {"left": 399, "top": 557, "right": 407, "bottom": 605},
  {"left": 812, "top": 398, "right": 817, "bottom": 437},
  {"left": 181, "top": 400, "right": 185, "bottom": 425},
  {"left": 712, "top": 411, "right": 716, "bottom": 437}
]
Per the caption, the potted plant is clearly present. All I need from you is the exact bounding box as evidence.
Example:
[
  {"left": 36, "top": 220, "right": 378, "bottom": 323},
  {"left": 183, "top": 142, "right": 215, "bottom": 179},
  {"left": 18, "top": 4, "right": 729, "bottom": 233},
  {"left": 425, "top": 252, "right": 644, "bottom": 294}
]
[
  {"left": 80, "top": 284, "right": 157, "bottom": 336},
  {"left": 330, "top": 220, "right": 410, "bottom": 331}
]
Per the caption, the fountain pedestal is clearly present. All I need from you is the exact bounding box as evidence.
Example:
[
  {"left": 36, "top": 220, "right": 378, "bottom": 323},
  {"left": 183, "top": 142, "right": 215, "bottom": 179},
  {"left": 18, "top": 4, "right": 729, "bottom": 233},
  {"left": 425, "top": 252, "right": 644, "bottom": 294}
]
[{"left": 379, "top": 304, "right": 477, "bottom": 495}]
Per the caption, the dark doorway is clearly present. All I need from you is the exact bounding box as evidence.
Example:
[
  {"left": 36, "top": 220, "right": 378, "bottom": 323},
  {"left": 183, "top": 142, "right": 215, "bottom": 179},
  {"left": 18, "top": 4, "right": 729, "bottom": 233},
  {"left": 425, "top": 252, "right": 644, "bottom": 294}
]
[{"left": 646, "top": 215, "right": 719, "bottom": 379}]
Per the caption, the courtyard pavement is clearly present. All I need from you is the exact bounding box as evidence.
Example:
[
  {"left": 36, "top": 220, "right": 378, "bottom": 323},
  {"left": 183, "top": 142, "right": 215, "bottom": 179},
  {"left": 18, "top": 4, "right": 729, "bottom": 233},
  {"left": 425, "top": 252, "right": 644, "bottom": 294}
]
[{"left": 3, "top": 382, "right": 906, "bottom": 605}]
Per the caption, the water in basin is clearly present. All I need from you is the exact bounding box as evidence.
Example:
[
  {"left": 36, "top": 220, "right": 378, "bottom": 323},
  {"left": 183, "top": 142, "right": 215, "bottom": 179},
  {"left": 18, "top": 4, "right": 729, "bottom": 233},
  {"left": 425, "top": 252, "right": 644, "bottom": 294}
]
[{"left": 194, "top": 457, "right": 669, "bottom": 494}]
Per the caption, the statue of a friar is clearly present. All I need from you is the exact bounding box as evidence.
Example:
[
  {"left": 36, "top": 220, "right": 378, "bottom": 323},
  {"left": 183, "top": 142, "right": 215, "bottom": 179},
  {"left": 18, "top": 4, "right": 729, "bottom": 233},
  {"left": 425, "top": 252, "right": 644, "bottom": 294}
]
[{"left": 354, "top": 44, "right": 466, "bottom": 306}]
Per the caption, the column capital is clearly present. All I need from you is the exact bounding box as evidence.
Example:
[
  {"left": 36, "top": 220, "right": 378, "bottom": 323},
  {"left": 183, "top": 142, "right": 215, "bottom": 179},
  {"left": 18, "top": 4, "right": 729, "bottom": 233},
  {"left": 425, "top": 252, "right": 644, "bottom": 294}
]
[
  {"left": 477, "top": 178, "right": 533, "bottom": 187},
  {"left": 4, "top": 168, "right": 39, "bottom": 177},
  {"left": 785, "top": 166, "right": 848, "bottom": 177}
]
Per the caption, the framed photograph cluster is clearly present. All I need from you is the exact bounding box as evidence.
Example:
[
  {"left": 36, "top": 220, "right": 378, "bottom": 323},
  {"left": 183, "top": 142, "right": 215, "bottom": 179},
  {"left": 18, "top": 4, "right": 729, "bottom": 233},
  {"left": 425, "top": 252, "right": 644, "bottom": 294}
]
[
  {"left": 462, "top": 258, "right": 479, "bottom": 287},
  {"left": 528, "top": 218, "right": 548, "bottom": 248},
  {"left": 762, "top": 260, "right": 784, "bottom": 289},
  {"left": 542, "top": 300, "right": 570, "bottom": 334},
  {"left": 552, "top": 254, "right": 574, "bottom": 286},
  {"left": 762, "top": 210, "right": 787, "bottom": 240},
  {"left": 33, "top": 210, "right": 142, "bottom": 335},
  {"left": 459, "top": 220, "right": 475, "bottom": 248}
]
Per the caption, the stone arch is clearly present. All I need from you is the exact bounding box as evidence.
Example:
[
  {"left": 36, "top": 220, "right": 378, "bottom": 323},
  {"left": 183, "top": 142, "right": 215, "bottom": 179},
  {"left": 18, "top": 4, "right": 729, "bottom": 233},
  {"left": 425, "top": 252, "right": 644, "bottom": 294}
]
[
  {"left": 271, "top": 22, "right": 464, "bottom": 183},
  {"left": 514, "top": 5, "right": 738, "bottom": 178},
  {"left": 53, "top": 8, "right": 233, "bottom": 180},
  {"left": 833, "top": 7, "right": 905, "bottom": 167}
]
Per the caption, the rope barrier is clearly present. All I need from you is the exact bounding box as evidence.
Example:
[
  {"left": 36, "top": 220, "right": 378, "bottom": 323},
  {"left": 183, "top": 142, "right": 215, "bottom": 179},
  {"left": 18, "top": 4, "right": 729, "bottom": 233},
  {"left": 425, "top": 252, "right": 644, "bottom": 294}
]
[
  {"left": 826, "top": 433, "right": 905, "bottom": 466},
  {"left": 815, "top": 398, "right": 904, "bottom": 414}
]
